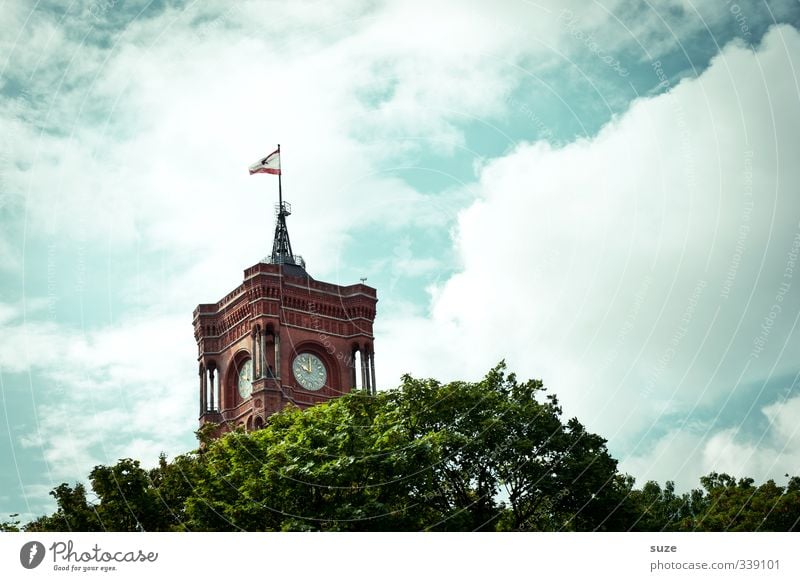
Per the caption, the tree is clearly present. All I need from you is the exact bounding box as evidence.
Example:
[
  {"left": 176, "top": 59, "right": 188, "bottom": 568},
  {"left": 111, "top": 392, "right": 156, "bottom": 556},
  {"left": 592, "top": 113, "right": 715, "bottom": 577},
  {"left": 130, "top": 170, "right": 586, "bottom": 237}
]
[
  {"left": 680, "top": 472, "right": 800, "bottom": 531},
  {"left": 147, "top": 452, "right": 199, "bottom": 530},
  {"left": 0, "top": 514, "right": 20, "bottom": 532},
  {"left": 24, "top": 455, "right": 198, "bottom": 532},
  {"left": 182, "top": 363, "right": 626, "bottom": 531},
  {"left": 184, "top": 392, "right": 441, "bottom": 531},
  {"left": 20, "top": 364, "right": 800, "bottom": 532},
  {"left": 626, "top": 480, "right": 705, "bottom": 531},
  {"left": 25, "top": 483, "right": 102, "bottom": 532}
]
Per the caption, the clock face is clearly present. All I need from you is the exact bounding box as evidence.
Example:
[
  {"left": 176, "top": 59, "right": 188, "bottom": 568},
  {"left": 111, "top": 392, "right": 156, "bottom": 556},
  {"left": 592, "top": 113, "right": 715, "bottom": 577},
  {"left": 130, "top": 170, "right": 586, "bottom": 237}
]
[
  {"left": 292, "top": 353, "right": 327, "bottom": 391},
  {"left": 237, "top": 359, "right": 253, "bottom": 399}
]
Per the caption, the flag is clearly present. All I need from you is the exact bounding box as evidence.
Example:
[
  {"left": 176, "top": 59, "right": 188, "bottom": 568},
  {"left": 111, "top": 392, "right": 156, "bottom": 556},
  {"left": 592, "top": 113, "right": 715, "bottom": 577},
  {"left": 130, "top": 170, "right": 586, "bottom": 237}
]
[{"left": 249, "top": 148, "right": 281, "bottom": 175}]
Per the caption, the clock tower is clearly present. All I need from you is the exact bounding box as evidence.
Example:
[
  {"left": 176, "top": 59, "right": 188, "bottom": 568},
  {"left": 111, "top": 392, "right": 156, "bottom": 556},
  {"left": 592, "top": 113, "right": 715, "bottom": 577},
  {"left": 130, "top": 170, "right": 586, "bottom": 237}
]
[{"left": 193, "top": 155, "right": 377, "bottom": 434}]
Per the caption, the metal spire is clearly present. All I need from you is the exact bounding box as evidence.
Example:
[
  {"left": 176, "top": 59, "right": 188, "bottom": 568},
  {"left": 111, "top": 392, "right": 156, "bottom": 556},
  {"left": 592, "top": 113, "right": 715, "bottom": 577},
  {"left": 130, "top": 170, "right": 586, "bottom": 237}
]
[
  {"left": 268, "top": 145, "right": 304, "bottom": 269},
  {"left": 270, "top": 199, "right": 296, "bottom": 265}
]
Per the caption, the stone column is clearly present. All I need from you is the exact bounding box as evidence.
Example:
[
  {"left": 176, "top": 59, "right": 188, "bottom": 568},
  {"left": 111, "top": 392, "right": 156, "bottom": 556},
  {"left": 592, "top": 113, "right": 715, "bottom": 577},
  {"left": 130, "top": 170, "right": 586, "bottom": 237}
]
[
  {"left": 360, "top": 348, "right": 368, "bottom": 391},
  {"left": 350, "top": 349, "right": 358, "bottom": 388},
  {"left": 209, "top": 367, "right": 216, "bottom": 411},
  {"left": 274, "top": 334, "right": 281, "bottom": 379},
  {"left": 252, "top": 330, "right": 258, "bottom": 379},
  {"left": 260, "top": 330, "right": 266, "bottom": 379},
  {"left": 369, "top": 351, "right": 377, "bottom": 395},
  {"left": 200, "top": 365, "right": 206, "bottom": 414},
  {"left": 364, "top": 350, "right": 372, "bottom": 393}
]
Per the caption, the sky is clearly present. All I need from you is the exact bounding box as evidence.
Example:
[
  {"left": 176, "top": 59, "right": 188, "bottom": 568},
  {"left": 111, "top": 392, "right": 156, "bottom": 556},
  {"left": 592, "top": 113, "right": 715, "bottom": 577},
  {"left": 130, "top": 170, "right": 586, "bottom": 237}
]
[{"left": 1, "top": 0, "right": 799, "bottom": 521}]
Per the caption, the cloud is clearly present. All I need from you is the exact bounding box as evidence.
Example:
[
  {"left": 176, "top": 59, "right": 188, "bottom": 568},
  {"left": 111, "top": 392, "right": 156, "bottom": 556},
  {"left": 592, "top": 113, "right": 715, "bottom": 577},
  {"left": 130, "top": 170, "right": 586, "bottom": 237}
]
[
  {"left": 2, "top": 1, "right": 800, "bottom": 514},
  {"left": 2, "top": 311, "right": 196, "bottom": 483},
  {"left": 565, "top": 0, "right": 800, "bottom": 63},
  {"left": 1, "top": 0, "right": 555, "bottom": 280},
  {"left": 0, "top": 0, "right": 646, "bottom": 323},
  {"left": 2, "top": 0, "right": 575, "bottom": 509},
  {"left": 4, "top": 0, "right": 787, "bottom": 282},
  {"left": 622, "top": 390, "right": 800, "bottom": 490},
  {"left": 379, "top": 24, "right": 800, "bottom": 488}
]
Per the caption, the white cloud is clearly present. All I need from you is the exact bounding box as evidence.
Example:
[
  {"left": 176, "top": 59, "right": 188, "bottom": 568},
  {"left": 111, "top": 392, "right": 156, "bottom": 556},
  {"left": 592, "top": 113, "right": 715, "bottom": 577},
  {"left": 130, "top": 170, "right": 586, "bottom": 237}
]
[
  {"left": 0, "top": 301, "right": 18, "bottom": 325},
  {"left": 568, "top": 0, "right": 800, "bottom": 64},
  {"left": 762, "top": 394, "right": 800, "bottom": 454},
  {"left": 2, "top": 1, "right": 800, "bottom": 511},
  {"left": 622, "top": 392, "right": 800, "bottom": 490},
  {"left": 379, "top": 25, "right": 800, "bottom": 487},
  {"left": 1, "top": 0, "right": 662, "bottom": 267},
  {"left": 0, "top": 0, "right": 538, "bottom": 297},
  {"left": 2, "top": 312, "right": 196, "bottom": 483}
]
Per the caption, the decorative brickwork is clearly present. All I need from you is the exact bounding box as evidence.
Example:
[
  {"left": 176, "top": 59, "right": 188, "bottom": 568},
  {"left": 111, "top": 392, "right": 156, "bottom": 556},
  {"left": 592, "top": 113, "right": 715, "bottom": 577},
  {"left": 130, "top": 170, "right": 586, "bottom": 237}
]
[{"left": 194, "top": 261, "right": 377, "bottom": 434}]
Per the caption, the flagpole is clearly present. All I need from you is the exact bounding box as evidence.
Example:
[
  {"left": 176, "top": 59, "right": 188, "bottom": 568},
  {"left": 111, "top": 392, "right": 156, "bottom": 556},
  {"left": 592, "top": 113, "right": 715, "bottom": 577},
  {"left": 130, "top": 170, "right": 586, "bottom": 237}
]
[{"left": 277, "top": 143, "right": 282, "bottom": 209}]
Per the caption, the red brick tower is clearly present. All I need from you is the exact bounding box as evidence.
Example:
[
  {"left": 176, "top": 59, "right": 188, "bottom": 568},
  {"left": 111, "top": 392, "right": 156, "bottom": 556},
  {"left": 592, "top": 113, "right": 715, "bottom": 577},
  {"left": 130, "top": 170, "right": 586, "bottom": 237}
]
[{"left": 193, "top": 157, "right": 377, "bottom": 433}]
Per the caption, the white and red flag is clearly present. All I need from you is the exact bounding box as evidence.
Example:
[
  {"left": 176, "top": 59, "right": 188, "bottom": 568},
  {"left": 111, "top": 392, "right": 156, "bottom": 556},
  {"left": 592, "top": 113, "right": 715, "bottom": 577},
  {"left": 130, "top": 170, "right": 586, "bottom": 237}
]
[{"left": 249, "top": 148, "right": 281, "bottom": 175}]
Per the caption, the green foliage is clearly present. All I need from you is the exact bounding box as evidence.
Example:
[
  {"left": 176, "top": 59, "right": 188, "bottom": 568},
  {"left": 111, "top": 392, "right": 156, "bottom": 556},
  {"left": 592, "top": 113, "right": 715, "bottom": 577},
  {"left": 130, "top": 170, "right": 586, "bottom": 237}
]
[
  {"left": 678, "top": 472, "right": 800, "bottom": 531},
  {"left": 627, "top": 480, "right": 703, "bottom": 531},
  {"left": 17, "top": 364, "right": 800, "bottom": 532},
  {"left": 25, "top": 454, "right": 201, "bottom": 532},
  {"left": 624, "top": 473, "right": 800, "bottom": 532},
  {"left": 25, "top": 483, "right": 102, "bottom": 532},
  {"left": 0, "top": 514, "right": 21, "bottom": 532}
]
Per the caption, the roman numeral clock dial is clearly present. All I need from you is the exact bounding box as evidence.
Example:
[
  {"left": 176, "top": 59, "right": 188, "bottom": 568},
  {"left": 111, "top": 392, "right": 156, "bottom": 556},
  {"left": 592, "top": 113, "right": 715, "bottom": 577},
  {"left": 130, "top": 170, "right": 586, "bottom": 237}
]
[
  {"left": 237, "top": 359, "right": 253, "bottom": 399},
  {"left": 292, "top": 353, "right": 327, "bottom": 391}
]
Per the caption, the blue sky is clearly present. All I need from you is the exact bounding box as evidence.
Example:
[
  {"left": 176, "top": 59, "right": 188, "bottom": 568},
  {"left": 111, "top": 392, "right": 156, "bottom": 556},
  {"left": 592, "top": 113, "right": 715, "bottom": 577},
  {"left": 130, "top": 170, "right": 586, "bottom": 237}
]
[{"left": 1, "top": 0, "right": 800, "bottom": 521}]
